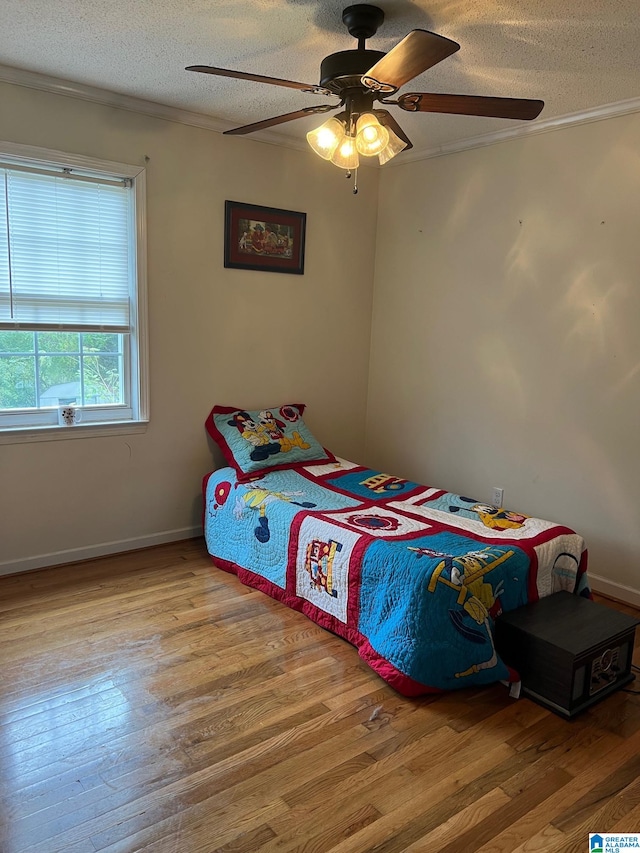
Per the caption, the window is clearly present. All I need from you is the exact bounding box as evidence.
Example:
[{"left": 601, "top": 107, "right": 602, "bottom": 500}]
[{"left": 0, "top": 142, "right": 147, "bottom": 437}]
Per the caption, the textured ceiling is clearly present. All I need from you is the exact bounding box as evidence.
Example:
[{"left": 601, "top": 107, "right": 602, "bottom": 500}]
[{"left": 2, "top": 0, "right": 640, "bottom": 157}]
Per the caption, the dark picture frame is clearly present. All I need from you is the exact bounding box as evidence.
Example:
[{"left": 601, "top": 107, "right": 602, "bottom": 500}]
[{"left": 224, "top": 200, "right": 306, "bottom": 275}]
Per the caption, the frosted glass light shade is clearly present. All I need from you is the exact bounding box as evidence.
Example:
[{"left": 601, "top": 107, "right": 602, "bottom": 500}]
[
  {"left": 330, "top": 136, "right": 360, "bottom": 169},
  {"left": 378, "top": 126, "right": 408, "bottom": 165},
  {"left": 355, "top": 113, "right": 390, "bottom": 156},
  {"left": 306, "top": 117, "right": 345, "bottom": 160}
]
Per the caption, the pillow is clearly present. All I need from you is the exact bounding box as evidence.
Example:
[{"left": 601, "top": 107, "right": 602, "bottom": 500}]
[{"left": 205, "top": 403, "right": 336, "bottom": 481}]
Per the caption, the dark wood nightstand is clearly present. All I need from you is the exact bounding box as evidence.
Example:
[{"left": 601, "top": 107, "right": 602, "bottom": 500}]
[{"left": 495, "top": 591, "right": 638, "bottom": 718}]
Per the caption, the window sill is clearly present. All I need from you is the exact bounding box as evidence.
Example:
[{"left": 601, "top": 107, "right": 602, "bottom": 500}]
[{"left": 0, "top": 419, "right": 149, "bottom": 445}]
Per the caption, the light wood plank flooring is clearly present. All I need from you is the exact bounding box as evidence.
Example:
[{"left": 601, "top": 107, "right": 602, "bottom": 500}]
[{"left": 0, "top": 538, "right": 638, "bottom": 853}]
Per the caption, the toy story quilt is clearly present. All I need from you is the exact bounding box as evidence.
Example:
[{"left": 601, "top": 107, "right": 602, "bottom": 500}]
[{"left": 203, "top": 457, "right": 589, "bottom": 695}]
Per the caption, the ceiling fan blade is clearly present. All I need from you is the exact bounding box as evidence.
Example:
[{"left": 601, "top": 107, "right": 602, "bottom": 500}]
[
  {"left": 223, "top": 105, "right": 337, "bottom": 136},
  {"left": 398, "top": 92, "right": 544, "bottom": 120},
  {"left": 374, "top": 110, "right": 413, "bottom": 151},
  {"left": 362, "top": 30, "right": 460, "bottom": 93},
  {"left": 186, "top": 65, "right": 331, "bottom": 96}
]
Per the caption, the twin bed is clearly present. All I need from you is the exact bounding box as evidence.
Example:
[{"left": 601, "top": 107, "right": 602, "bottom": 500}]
[{"left": 203, "top": 404, "right": 589, "bottom": 696}]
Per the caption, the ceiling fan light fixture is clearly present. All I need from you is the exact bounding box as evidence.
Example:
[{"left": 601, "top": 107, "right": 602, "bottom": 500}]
[
  {"left": 306, "top": 117, "right": 345, "bottom": 160},
  {"left": 330, "top": 135, "right": 360, "bottom": 169},
  {"left": 378, "top": 126, "right": 408, "bottom": 165},
  {"left": 355, "top": 112, "right": 390, "bottom": 156}
]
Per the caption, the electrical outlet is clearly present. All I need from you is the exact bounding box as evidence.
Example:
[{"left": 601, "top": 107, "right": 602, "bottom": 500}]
[{"left": 491, "top": 487, "right": 504, "bottom": 507}]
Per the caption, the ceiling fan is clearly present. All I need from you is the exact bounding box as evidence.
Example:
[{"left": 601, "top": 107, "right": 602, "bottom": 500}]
[{"left": 186, "top": 4, "right": 543, "bottom": 188}]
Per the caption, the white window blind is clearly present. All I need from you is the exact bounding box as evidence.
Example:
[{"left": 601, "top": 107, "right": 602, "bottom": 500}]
[{"left": 0, "top": 167, "right": 132, "bottom": 331}]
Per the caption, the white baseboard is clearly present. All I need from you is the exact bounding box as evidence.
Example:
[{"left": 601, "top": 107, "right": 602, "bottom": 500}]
[
  {"left": 0, "top": 526, "right": 202, "bottom": 576},
  {"left": 588, "top": 573, "right": 640, "bottom": 608}
]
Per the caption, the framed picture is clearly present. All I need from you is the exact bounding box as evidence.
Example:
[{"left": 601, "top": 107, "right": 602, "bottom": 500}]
[{"left": 224, "top": 200, "right": 306, "bottom": 275}]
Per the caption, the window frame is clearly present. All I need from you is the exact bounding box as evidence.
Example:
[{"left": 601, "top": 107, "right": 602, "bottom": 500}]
[{"left": 0, "top": 141, "right": 148, "bottom": 444}]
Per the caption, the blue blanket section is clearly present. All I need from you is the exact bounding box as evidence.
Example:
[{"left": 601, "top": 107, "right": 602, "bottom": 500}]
[
  {"left": 423, "top": 492, "right": 530, "bottom": 531},
  {"left": 358, "top": 531, "right": 532, "bottom": 689},
  {"left": 325, "top": 468, "right": 420, "bottom": 501},
  {"left": 205, "top": 467, "right": 359, "bottom": 588}
]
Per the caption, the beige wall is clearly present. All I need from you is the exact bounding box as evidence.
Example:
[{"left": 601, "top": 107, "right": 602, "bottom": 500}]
[
  {"left": 367, "top": 113, "right": 640, "bottom": 595},
  {"left": 0, "top": 80, "right": 379, "bottom": 571},
  {"left": 3, "top": 78, "right": 639, "bottom": 600}
]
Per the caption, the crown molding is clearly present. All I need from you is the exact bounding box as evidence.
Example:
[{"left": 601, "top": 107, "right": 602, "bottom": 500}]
[
  {"left": 2, "top": 62, "right": 640, "bottom": 164},
  {"left": 0, "top": 63, "right": 311, "bottom": 154},
  {"left": 392, "top": 95, "right": 640, "bottom": 165},
  {"left": 0, "top": 64, "right": 230, "bottom": 132}
]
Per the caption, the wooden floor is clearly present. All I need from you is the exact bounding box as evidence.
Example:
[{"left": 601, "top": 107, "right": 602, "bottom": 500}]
[{"left": 1, "top": 539, "right": 639, "bottom": 853}]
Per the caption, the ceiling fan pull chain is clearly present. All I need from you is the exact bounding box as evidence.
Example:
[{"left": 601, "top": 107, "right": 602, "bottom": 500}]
[{"left": 353, "top": 168, "right": 359, "bottom": 195}]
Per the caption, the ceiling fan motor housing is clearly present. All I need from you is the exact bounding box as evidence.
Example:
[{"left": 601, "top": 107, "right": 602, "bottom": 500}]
[
  {"left": 341, "top": 4, "right": 385, "bottom": 40},
  {"left": 320, "top": 49, "right": 386, "bottom": 94}
]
